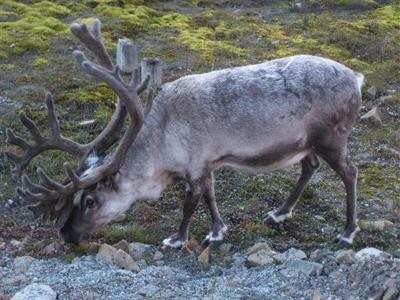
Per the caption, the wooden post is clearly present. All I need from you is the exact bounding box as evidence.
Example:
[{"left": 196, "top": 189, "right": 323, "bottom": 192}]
[
  {"left": 141, "top": 58, "right": 163, "bottom": 115},
  {"left": 116, "top": 38, "right": 137, "bottom": 73},
  {"left": 141, "top": 58, "right": 163, "bottom": 89}
]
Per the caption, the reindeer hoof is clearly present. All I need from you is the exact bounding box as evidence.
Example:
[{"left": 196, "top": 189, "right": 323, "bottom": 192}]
[
  {"left": 201, "top": 225, "right": 227, "bottom": 247},
  {"left": 334, "top": 227, "right": 360, "bottom": 248},
  {"left": 263, "top": 210, "right": 292, "bottom": 225},
  {"left": 162, "top": 235, "right": 187, "bottom": 249}
]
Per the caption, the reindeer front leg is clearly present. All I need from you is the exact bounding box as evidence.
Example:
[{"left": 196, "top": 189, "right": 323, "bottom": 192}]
[{"left": 162, "top": 179, "right": 204, "bottom": 248}]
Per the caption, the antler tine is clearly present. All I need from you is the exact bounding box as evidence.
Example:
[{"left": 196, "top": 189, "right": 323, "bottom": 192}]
[
  {"left": 6, "top": 128, "right": 30, "bottom": 150},
  {"left": 74, "top": 52, "right": 144, "bottom": 120},
  {"left": 19, "top": 112, "right": 44, "bottom": 144},
  {"left": 37, "top": 168, "right": 68, "bottom": 193},
  {"left": 70, "top": 19, "right": 113, "bottom": 70},
  {"left": 45, "top": 93, "right": 60, "bottom": 137},
  {"left": 22, "top": 175, "right": 48, "bottom": 194},
  {"left": 6, "top": 94, "right": 88, "bottom": 180},
  {"left": 137, "top": 73, "right": 151, "bottom": 95},
  {"left": 63, "top": 162, "right": 80, "bottom": 188}
]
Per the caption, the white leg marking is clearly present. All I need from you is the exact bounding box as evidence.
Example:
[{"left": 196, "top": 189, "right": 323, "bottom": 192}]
[
  {"left": 162, "top": 237, "right": 186, "bottom": 248},
  {"left": 337, "top": 227, "right": 360, "bottom": 245},
  {"left": 266, "top": 210, "right": 293, "bottom": 223},
  {"left": 205, "top": 225, "right": 228, "bottom": 242}
]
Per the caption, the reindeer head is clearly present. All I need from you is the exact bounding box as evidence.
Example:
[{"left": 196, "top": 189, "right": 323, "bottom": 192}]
[{"left": 6, "top": 20, "right": 153, "bottom": 244}]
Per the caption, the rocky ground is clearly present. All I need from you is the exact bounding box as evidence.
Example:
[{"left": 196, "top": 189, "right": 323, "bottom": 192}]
[{"left": 1, "top": 239, "right": 400, "bottom": 300}]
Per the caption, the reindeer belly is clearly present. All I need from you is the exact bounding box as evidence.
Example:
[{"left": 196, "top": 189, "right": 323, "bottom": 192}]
[{"left": 212, "top": 149, "right": 311, "bottom": 172}]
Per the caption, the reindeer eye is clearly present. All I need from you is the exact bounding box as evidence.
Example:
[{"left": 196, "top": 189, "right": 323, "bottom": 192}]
[{"left": 86, "top": 196, "right": 96, "bottom": 208}]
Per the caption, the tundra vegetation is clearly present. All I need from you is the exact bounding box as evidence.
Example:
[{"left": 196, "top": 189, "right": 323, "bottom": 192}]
[{"left": 0, "top": 0, "right": 399, "bottom": 257}]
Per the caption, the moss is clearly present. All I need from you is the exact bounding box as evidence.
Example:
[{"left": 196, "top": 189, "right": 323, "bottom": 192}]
[
  {"left": 58, "top": 83, "right": 116, "bottom": 106},
  {"left": 177, "top": 27, "right": 249, "bottom": 61},
  {"left": 306, "top": 0, "right": 379, "bottom": 8},
  {"left": 32, "top": 58, "right": 50, "bottom": 68},
  {"left": 370, "top": 5, "right": 400, "bottom": 32},
  {"left": 1, "top": 63, "right": 15, "bottom": 71},
  {"left": 0, "top": 1, "right": 69, "bottom": 56},
  {"left": 31, "top": 1, "right": 71, "bottom": 18},
  {"left": 84, "top": 0, "right": 145, "bottom": 7},
  {"left": 151, "top": 13, "right": 191, "bottom": 31},
  {"left": 93, "top": 4, "right": 157, "bottom": 34},
  {"left": 102, "top": 224, "right": 159, "bottom": 244},
  {"left": 358, "top": 164, "right": 400, "bottom": 205}
]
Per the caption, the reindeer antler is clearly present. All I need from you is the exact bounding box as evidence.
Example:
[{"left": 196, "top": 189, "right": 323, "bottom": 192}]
[
  {"left": 6, "top": 94, "right": 87, "bottom": 180},
  {"left": 7, "top": 19, "right": 151, "bottom": 227}
]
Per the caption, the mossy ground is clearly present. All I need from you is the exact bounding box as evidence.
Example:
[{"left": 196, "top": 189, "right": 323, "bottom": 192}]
[{"left": 1, "top": 0, "right": 399, "bottom": 255}]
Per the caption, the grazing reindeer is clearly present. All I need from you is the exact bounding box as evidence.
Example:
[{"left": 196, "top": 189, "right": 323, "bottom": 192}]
[{"left": 7, "top": 19, "right": 364, "bottom": 247}]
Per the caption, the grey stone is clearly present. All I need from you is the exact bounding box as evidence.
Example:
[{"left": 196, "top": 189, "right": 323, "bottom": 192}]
[
  {"left": 219, "top": 243, "right": 233, "bottom": 254},
  {"left": 310, "top": 248, "right": 334, "bottom": 263},
  {"left": 96, "top": 244, "right": 117, "bottom": 265},
  {"left": 359, "top": 220, "right": 393, "bottom": 232},
  {"left": 245, "top": 242, "right": 271, "bottom": 256},
  {"left": 112, "top": 240, "right": 129, "bottom": 252},
  {"left": 153, "top": 250, "right": 164, "bottom": 261},
  {"left": 335, "top": 250, "right": 356, "bottom": 265},
  {"left": 360, "top": 107, "right": 382, "bottom": 125},
  {"left": 198, "top": 246, "right": 210, "bottom": 265},
  {"left": 10, "top": 240, "right": 22, "bottom": 248},
  {"left": 40, "top": 242, "right": 60, "bottom": 256},
  {"left": 355, "top": 248, "right": 391, "bottom": 261},
  {"left": 367, "top": 85, "right": 377, "bottom": 99},
  {"left": 393, "top": 249, "right": 400, "bottom": 258},
  {"left": 376, "top": 95, "right": 393, "bottom": 105},
  {"left": 114, "top": 249, "right": 140, "bottom": 272},
  {"left": 14, "top": 256, "right": 35, "bottom": 273},
  {"left": 312, "top": 290, "right": 323, "bottom": 300},
  {"left": 11, "top": 284, "right": 56, "bottom": 300},
  {"left": 128, "top": 242, "right": 153, "bottom": 261},
  {"left": 231, "top": 252, "right": 246, "bottom": 266},
  {"left": 247, "top": 250, "right": 274, "bottom": 267},
  {"left": 137, "top": 284, "right": 158, "bottom": 297},
  {"left": 271, "top": 253, "right": 286, "bottom": 264},
  {"left": 382, "top": 286, "right": 399, "bottom": 300},
  {"left": 285, "top": 260, "right": 323, "bottom": 276},
  {"left": 283, "top": 248, "right": 307, "bottom": 261}
]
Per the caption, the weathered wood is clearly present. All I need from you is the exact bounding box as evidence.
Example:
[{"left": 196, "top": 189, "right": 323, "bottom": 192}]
[
  {"left": 141, "top": 58, "right": 163, "bottom": 88},
  {"left": 141, "top": 58, "right": 163, "bottom": 115},
  {"left": 116, "top": 38, "right": 137, "bottom": 73}
]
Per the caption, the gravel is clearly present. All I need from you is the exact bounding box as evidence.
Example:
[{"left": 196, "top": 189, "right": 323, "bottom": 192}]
[{"left": 1, "top": 247, "right": 400, "bottom": 299}]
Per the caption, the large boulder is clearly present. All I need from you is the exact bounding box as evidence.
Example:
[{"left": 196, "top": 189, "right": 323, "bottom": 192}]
[
  {"left": 11, "top": 284, "right": 56, "bottom": 300},
  {"left": 355, "top": 247, "right": 391, "bottom": 261}
]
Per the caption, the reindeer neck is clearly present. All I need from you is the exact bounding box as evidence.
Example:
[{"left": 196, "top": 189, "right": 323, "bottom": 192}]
[{"left": 116, "top": 114, "right": 173, "bottom": 202}]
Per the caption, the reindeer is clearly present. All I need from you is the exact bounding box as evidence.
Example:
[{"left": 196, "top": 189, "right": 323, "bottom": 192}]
[{"left": 6, "top": 19, "right": 364, "bottom": 248}]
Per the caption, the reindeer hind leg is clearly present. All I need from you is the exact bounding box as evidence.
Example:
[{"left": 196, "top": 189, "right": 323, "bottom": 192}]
[
  {"left": 316, "top": 142, "right": 359, "bottom": 247},
  {"left": 264, "top": 152, "right": 320, "bottom": 225},
  {"left": 202, "top": 172, "right": 227, "bottom": 246}
]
